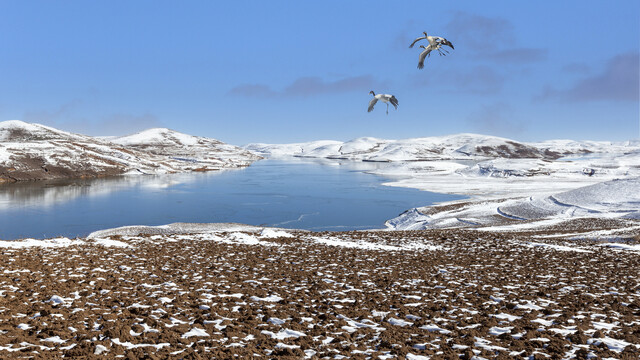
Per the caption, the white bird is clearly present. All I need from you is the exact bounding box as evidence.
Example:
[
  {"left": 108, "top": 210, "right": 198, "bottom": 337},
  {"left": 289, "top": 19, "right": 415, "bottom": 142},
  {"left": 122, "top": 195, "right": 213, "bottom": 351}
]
[
  {"left": 409, "top": 31, "right": 454, "bottom": 50},
  {"left": 410, "top": 31, "right": 454, "bottom": 69},
  {"left": 417, "top": 44, "right": 442, "bottom": 69},
  {"left": 368, "top": 91, "right": 398, "bottom": 115}
]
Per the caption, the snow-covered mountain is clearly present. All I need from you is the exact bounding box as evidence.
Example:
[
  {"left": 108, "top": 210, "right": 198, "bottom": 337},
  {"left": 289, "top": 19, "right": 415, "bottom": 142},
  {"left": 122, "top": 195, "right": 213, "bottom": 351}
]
[
  {"left": 246, "top": 134, "right": 640, "bottom": 195},
  {"left": 0, "top": 121, "right": 261, "bottom": 182},
  {"left": 107, "top": 128, "right": 261, "bottom": 169},
  {"left": 245, "top": 134, "right": 586, "bottom": 161},
  {"left": 245, "top": 134, "right": 640, "bottom": 161}
]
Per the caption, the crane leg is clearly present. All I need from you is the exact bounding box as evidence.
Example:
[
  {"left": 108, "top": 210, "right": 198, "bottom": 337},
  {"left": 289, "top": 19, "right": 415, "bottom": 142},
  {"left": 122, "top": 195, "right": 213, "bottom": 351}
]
[{"left": 386, "top": 103, "right": 389, "bottom": 115}]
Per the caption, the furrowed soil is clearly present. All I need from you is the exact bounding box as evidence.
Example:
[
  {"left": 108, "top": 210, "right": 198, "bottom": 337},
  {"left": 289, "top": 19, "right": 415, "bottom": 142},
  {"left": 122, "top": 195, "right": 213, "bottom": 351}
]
[{"left": 0, "top": 229, "right": 638, "bottom": 359}]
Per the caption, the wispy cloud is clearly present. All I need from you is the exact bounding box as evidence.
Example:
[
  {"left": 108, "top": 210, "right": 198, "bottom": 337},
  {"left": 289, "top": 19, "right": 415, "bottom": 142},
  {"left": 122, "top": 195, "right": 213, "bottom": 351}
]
[
  {"left": 484, "top": 48, "right": 548, "bottom": 63},
  {"left": 538, "top": 52, "right": 639, "bottom": 102},
  {"left": 561, "top": 62, "right": 590, "bottom": 74},
  {"left": 445, "top": 12, "right": 515, "bottom": 52},
  {"left": 228, "top": 84, "right": 277, "bottom": 98},
  {"left": 449, "top": 66, "right": 506, "bottom": 94},
  {"left": 445, "top": 12, "right": 547, "bottom": 64},
  {"left": 411, "top": 65, "right": 505, "bottom": 94},
  {"left": 228, "top": 75, "right": 384, "bottom": 98}
]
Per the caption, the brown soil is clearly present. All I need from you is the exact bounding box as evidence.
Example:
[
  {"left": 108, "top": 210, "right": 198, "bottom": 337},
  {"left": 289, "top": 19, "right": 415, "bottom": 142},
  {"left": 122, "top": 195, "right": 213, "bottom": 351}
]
[{"left": 0, "top": 229, "right": 638, "bottom": 358}]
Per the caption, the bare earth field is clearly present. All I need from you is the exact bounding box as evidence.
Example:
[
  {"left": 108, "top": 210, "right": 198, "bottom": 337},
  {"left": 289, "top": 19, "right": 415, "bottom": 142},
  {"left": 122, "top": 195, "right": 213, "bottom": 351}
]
[{"left": 0, "top": 225, "right": 639, "bottom": 359}]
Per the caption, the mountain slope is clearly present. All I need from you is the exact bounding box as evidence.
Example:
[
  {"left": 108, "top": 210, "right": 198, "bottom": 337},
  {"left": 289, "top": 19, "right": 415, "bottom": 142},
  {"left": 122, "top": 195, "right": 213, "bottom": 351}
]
[
  {"left": 246, "top": 134, "right": 569, "bottom": 161},
  {"left": 108, "top": 128, "right": 261, "bottom": 168},
  {"left": 0, "top": 121, "right": 261, "bottom": 182}
]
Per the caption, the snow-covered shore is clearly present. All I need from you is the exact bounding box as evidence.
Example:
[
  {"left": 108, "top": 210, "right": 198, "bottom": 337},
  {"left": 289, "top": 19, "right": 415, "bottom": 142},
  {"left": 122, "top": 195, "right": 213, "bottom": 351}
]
[{"left": 246, "top": 135, "right": 640, "bottom": 234}]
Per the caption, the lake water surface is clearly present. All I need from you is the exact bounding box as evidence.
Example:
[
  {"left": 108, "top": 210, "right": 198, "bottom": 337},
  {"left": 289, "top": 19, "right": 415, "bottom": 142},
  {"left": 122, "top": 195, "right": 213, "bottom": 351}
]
[{"left": 0, "top": 159, "right": 464, "bottom": 240}]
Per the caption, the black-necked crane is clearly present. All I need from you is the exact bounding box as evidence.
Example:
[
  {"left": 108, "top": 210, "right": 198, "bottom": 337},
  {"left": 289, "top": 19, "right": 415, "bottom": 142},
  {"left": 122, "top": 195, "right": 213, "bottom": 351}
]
[
  {"left": 410, "top": 31, "right": 454, "bottom": 68},
  {"left": 417, "top": 44, "right": 443, "bottom": 69},
  {"left": 368, "top": 91, "right": 398, "bottom": 115}
]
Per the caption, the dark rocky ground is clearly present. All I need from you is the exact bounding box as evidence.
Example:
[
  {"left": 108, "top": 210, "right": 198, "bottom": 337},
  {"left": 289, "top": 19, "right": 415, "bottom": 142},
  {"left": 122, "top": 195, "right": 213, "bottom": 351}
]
[{"left": 0, "top": 228, "right": 638, "bottom": 359}]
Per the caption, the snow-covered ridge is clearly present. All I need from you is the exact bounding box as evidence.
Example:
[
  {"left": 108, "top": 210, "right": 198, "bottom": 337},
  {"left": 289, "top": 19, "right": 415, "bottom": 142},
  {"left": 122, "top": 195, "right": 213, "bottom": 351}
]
[
  {"left": 386, "top": 177, "right": 640, "bottom": 235},
  {"left": 0, "top": 120, "right": 261, "bottom": 182},
  {"left": 106, "top": 128, "right": 206, "bottom": 147},
  {"left": 245, "top": 134, "right": 639, "bottom": 161},
  {"left": 0, "top": 120, "right": 92, "bottom": 142},
  {"left": 106, "top": 127, "right": 261, "bottom": 168}
]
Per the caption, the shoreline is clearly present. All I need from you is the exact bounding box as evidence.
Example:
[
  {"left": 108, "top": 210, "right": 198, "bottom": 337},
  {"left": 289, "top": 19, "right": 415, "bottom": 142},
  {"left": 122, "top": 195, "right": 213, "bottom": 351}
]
[{"left": 1, "top": 157, "right": 639, "bottom": 241}]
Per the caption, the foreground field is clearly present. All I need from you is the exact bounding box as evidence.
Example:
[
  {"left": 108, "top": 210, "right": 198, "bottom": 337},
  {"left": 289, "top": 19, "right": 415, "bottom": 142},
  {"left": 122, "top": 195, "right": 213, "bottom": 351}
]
[{"left": 0, "top": 227, "right": 639, "bottom": 359}]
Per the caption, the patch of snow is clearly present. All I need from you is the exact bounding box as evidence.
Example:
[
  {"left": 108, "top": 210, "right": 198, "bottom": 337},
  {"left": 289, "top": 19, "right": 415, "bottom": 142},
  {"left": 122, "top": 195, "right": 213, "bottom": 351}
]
[
  {"left": 406, "top": 354, "right": 431, "bottom": 360},
  {"left": 0, "top": 237, "right": 83, "bottom": 248},
  {"left": 599, "top": 242, "right": 640, "bottom": 252},
  {"left": 419, "top": 324, "right": 451, "bottom": 334},
  {"left": 111, "top": 338, "right": 171, "bottom": 350},
  {"left": 525, "top": 242, "right": 592, "bottom": 253},
  {"left": 515, "top": 302, "right": 543, "bottom": 311},
  {"left": 532, "top": 318, "right": 554, "bottom": 326},
  {"left": 250, "top": 295, "right": 283, "bottom": 302},
  {"left": 388, "top": 318, "right": 413, "bottom": 327},
  {"left": 588, "top": 336, "right": 635, "bottom": 352},
  {"left": 261, "top": 329, "right": 305, "bottom": 339},
  {"left": 260, "top": 228, "right": 294, "bottom": 238},
  {"left": 488, "top": 326, "right": 513, "bottom": 336},
  {"left": 92, "top": 238, "right": 131, "bottom": 247},
  {"left": 268, "top": 317, "right": 286, "bottom": 325},
  {"left": 182, "top": 327, "right": 209, "bottom": 338},
  {"left": 41, "top": 336, "right": 66, "bottom": 344},
  {"left": 94, "top": 344, "right": 109, "bottom": 355},
  {"left": 492, "top": 313, "right": 521, "bottom": 322}
]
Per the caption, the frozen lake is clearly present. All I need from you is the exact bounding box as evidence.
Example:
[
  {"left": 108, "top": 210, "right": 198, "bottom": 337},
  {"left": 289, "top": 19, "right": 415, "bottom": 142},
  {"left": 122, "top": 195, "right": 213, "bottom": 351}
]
[{"left": 0, "top": 159, "right": 463, "bottom": 240}]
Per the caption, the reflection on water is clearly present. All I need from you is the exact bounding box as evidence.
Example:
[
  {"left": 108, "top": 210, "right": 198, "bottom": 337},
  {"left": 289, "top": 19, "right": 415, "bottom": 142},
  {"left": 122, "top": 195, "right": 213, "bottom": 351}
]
[
  {"left": 0, "top": 159, "right": 463, "bottom": 240},
  {"left": 0, "top": 173, "right": 205, "bottom": 210}
]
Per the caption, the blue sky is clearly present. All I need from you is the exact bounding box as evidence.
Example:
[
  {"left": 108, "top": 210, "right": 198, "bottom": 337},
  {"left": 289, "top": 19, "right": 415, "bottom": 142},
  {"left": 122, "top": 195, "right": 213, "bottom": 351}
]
[{"left": 1, "top": 1, "right": 638, "bottom": 144}]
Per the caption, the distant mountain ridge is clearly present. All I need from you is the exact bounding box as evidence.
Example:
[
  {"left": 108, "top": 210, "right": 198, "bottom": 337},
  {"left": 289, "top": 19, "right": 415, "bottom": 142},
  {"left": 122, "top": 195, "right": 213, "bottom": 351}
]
[
  {"left": 245, "top": 134, "right": 637, "bottom": 162},
  {"left": 0, "top": 121, "right": 261, "bottom": 183}
]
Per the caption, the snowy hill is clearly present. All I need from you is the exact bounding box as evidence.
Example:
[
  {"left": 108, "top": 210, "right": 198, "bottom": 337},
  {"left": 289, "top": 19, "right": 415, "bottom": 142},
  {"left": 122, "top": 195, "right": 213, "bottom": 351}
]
[
  {"left": 0, "top": 121, "right": 261, "bottom": 182},
  {"left": 107, "top": 128, "right": 206, "bottom": 147},
  {"left": 0, "top": 120, "right": 95, "bottom": 143},
  {"left": 247, "top": 133, "right": 640, "bottom": 196},
  {"left": 386, "top": 177, "right": 640, "bottom": 235},
  {"left": 243, "top": 140, "right": 343, "bottom": 159},
  {"left": 108, "top": 128, "right": 261, "bottom": 169},
  {"left": 246, "top": 134, "right": 587, "bottom": 161}
]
